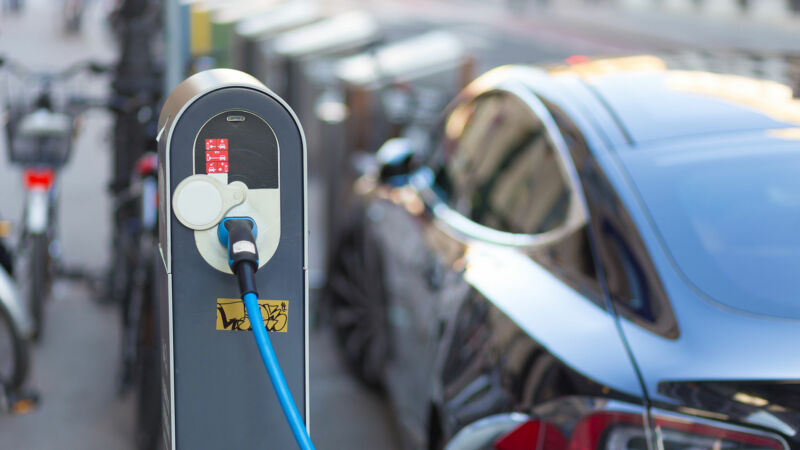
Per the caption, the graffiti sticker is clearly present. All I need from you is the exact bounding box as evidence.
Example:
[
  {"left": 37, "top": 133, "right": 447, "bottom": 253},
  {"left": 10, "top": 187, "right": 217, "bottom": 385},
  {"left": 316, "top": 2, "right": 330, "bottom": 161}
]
[{"left": 216, "top": 298, "right": 288, "bottom": 333}]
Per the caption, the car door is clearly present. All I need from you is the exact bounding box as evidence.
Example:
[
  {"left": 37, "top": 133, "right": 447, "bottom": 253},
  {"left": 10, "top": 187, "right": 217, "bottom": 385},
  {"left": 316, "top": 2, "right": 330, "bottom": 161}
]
[
  {"left": 376, "top": 86, "right": 573, "bottom": 441},
  {"left": 376, "top": 81, "right": 645, "bottom": 445}
]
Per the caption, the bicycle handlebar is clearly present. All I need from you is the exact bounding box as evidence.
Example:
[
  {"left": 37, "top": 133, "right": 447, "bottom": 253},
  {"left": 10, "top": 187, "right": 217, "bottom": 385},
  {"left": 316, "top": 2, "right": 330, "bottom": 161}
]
[
  {"left": 0, "top": 56, "right": 112, "bottom": 81},
  {"left": 66, "top": 95, "right": 111, "bottom": 113}
]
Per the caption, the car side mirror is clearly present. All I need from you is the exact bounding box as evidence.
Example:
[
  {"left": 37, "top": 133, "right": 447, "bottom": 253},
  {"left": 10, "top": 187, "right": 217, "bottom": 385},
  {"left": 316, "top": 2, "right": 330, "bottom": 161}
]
[{"left": 376, "top": 137, "right": 415, "bottom": 185}]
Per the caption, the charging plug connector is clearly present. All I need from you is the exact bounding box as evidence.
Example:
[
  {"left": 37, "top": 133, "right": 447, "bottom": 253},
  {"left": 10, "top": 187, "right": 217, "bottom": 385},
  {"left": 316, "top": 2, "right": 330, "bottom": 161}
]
[{"left": 219, "top": 217, "right": 259, "bottom": 297}]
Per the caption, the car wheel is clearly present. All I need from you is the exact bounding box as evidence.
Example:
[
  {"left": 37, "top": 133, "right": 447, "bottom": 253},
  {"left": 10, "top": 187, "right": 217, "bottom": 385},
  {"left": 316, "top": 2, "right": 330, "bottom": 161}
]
[{"left": 325, "top": 218, "right": 390, "bottom": 390}]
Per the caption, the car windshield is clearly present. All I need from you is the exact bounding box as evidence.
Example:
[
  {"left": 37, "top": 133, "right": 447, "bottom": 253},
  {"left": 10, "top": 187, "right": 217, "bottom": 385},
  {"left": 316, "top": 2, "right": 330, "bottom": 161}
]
[{"left": 621, "top": 136, "right": 800, "bottom": 319}]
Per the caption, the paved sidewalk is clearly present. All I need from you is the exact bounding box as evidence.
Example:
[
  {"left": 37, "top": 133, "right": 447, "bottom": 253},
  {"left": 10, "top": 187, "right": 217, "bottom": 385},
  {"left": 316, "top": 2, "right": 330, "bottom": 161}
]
[{"left": 310, "top": 325, "right": 400, "bottom": 449}]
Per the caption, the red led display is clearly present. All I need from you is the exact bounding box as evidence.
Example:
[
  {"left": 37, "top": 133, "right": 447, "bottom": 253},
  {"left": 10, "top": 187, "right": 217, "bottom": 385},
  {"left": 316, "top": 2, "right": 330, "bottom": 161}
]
[{"left": 205, "top": 139, "right": 229, "bottom": 174}]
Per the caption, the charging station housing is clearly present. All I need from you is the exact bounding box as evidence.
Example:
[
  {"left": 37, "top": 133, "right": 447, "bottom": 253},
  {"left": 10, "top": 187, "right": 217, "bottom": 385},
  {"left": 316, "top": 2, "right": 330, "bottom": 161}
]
[{"left": 157, "top": 69, "right": 307, "bottom": 450}]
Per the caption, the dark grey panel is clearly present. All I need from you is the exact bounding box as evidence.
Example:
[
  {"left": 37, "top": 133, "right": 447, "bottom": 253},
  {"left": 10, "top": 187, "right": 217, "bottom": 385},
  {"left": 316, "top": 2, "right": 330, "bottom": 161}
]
[{"left": 167, "top": 87, "right": 306, "bottom": 450}]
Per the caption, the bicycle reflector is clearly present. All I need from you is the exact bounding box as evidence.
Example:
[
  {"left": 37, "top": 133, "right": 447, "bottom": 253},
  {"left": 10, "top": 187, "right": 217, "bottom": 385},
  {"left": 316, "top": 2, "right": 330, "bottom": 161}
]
[
  {"left": 135, "top": 153, "right": 157, "bottom": 176},
  {"left": 494, "top": 411, "right": 785, "bottom": 450},
  {"left": 23, "top": 169, "right": 55, "bottom": 190}
]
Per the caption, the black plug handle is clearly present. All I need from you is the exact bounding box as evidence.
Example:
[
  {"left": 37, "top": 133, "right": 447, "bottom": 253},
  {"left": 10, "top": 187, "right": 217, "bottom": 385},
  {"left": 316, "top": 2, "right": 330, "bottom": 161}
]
[
  {"left": 225, "top": 219, "right": 259, "bottom": 297},
  {"left": 235, "top": 261, "right": 258, "bottom": 298}
]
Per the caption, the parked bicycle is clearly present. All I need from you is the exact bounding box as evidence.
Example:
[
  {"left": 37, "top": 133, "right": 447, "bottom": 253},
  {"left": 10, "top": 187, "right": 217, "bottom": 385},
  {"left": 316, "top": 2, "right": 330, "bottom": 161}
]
[
  {"left": 0, "top": 218, "right": 38, "bottom": 414},
  {"left": 114, "top": 152, "right": 161, "bottom": 450},
  {"left": 0, "top": 56, "right": 110, "bottom": 340},
  {"left": 0, "top": 221, "right": 31, "bottom": 392},
  {"left": 104, "top": 0, "right": 162, "bottom": 311},
  {"left": 104, "top": 3, "right": 165, "bottom": 447}
]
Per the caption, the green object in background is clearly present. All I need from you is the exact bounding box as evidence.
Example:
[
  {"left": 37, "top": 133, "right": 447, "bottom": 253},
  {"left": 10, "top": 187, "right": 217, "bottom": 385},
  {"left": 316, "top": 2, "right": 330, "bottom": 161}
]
[
  {"left": 211, "top": 19, "right": 233, "bottom": 67},
  {"left": 212, "top": 4, "right": 277, "bottom": 68}
]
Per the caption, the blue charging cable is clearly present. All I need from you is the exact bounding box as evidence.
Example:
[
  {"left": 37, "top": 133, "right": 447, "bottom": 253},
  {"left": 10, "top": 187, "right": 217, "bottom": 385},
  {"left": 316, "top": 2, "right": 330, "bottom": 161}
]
[
  {"left": 243, "top": 292, "right": 315, "bottom": 450},
  {"left": 220, "top": 218, "right": 315, "bottom": 450}
]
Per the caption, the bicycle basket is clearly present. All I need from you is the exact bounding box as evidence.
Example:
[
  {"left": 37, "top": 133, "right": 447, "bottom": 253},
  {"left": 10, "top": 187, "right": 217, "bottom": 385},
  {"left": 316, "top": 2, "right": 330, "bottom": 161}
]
[{"left": 7, "top": 108, "right": 73, "bottom": 166}]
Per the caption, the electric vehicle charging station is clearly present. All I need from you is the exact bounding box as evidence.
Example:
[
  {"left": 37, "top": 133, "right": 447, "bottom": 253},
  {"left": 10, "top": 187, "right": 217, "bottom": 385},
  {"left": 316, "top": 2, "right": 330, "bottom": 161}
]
[
  {"left": 232, "top": 2, "right": 323, "bottom": 76},
  {"left": 270, "top": 10, "right": 381, "bottom": 113},
  {"left": 209, "top": 3, "right": 277, "bottom": 69},
  {"left": 320, "top": 30, "right": 473, "bottom": 276},
  {"left": 157, "top": 68, "right": 309, "bottom": 449}
]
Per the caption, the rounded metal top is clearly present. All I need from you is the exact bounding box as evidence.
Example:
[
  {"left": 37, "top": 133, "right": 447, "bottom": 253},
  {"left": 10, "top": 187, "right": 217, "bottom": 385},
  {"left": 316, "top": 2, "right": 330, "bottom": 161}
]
[{"left": 158, "top": 69, "right": 267, "bottom": 133}]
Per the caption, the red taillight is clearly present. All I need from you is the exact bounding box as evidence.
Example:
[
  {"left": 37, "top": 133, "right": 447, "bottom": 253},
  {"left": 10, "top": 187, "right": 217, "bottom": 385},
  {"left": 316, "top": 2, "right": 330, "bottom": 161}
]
[
  {"left": 569, "top": 412, "right": 643, "bottom": 450},
  {"left": 494, "top": 411, "right": 784, "bottom": 450},
  {"left": 494, "top": 420, "right": 567, "bottom": 450},
  {"left": 23, "top": 169, "right": 55, "bottom": 190}
]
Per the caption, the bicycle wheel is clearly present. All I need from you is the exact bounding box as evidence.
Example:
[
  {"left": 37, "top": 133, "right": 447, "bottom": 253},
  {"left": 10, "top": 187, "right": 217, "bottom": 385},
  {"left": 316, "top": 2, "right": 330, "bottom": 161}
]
[
  {"left": 0, "top": 301, "right": 29, "bottom": 390},
  {"left": 25, "top": 234, "right": 51, "bottom": 341},
  {"left": 134, "top": 254, "right": 161, "bottom": 450}
]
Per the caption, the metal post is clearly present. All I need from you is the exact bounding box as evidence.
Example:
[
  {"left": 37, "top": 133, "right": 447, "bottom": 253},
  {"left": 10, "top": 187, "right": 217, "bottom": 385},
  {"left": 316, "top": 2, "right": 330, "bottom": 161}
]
[{"left": 164, "top": 0, "right": 190, "bottom": 92}]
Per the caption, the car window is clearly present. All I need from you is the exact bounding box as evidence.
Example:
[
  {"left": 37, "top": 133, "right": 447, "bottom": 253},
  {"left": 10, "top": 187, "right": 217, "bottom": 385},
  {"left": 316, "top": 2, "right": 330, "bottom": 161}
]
[
  {"left": 543, "top": 99, "right": 678, "bottom": 338},
  {"left": 429, "top": 91, "right": 601, "bottom": 304},
  {"left": 433, "top": 91, "right": 571, "bottom": 235}
]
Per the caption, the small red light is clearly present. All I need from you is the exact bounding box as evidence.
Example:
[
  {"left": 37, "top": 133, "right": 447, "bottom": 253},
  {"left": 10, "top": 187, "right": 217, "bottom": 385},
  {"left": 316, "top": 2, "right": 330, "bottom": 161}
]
[
  {"left": 566, "top": 55, "right": 591, "bottom": 66},
  {"left": 23, "top": 169, "right": 55, "bottom": 190},
  {"left": 136, "top": 154, "right": 158, "bottom": 176}
]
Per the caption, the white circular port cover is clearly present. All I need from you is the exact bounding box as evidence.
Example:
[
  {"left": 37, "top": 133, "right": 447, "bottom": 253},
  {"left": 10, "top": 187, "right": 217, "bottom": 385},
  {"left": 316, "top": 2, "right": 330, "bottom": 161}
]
[
  {"left": 174, "top": 176, "right": 223, "bottom": 229},
  {"left": 173, "top": 175, "right": 248, "bottom": 231}
]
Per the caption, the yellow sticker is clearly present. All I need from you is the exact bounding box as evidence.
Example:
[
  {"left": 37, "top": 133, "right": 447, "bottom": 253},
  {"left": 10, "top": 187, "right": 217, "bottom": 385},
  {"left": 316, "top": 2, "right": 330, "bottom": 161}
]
[
  {"left": 216, "top": 298, "right": 288, "bottom": 333},
  {"left": 0, "top": 221, "right": 11, "bottom": 238}
]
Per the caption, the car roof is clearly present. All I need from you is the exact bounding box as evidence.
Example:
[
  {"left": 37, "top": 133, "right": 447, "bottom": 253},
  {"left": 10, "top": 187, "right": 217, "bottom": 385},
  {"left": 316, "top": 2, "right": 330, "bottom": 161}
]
[{"left": 547, "top": 54, "right": 800, "bottom": 147}]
